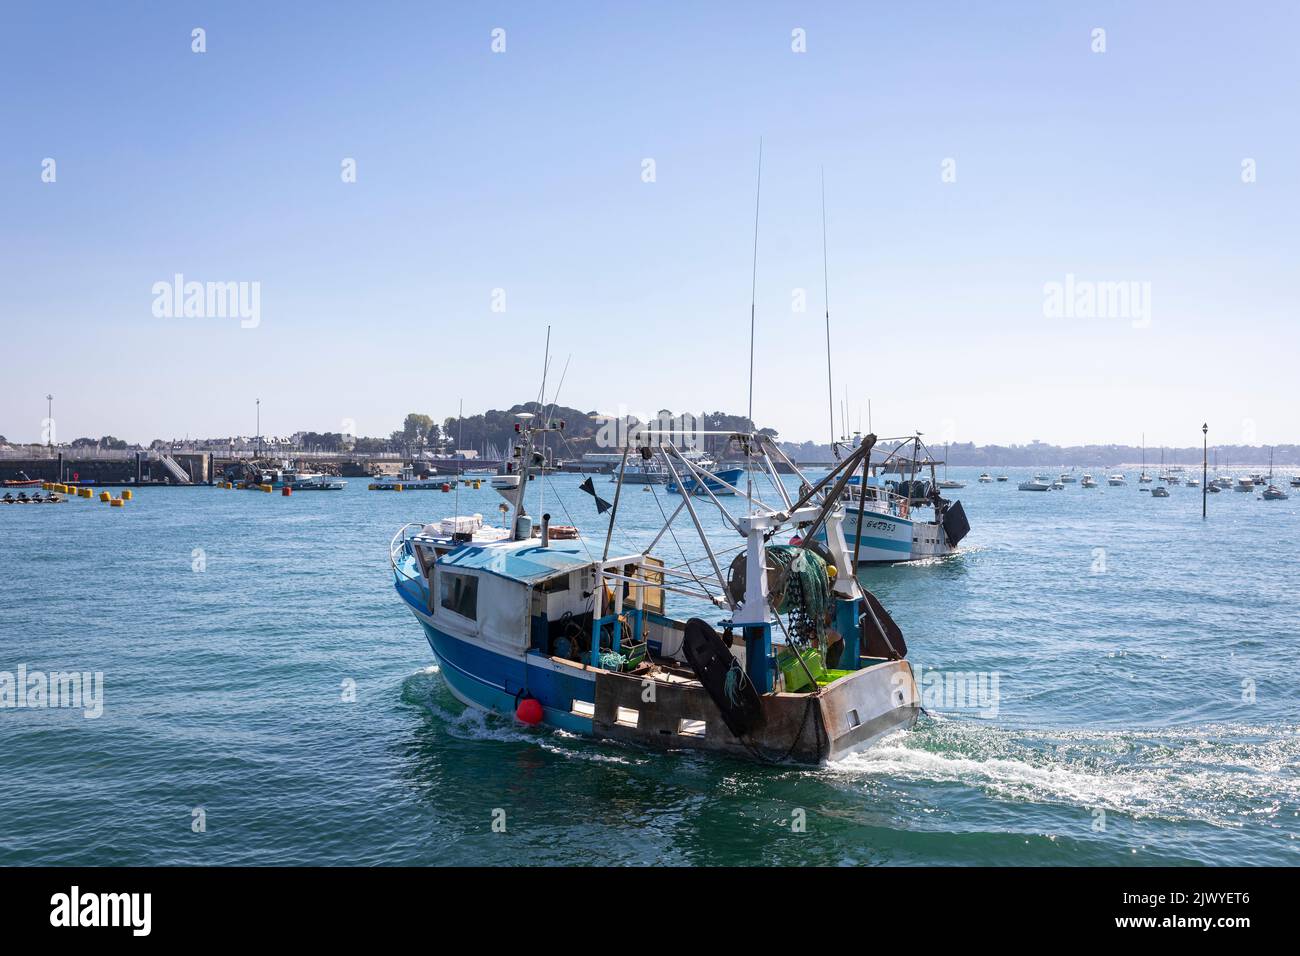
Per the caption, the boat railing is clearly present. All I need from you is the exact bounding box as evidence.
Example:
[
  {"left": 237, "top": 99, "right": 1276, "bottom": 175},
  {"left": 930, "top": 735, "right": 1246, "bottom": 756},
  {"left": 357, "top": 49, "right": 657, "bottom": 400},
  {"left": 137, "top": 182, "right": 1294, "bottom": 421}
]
[{"left": 389, "top": 522, "right": 426, "bottom": 581}]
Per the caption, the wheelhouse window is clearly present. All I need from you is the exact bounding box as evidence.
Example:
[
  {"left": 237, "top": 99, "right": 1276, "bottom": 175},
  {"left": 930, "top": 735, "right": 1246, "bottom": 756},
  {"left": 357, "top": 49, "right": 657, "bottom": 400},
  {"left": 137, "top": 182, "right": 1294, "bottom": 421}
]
[{"left": 439, "top": 571, "right": 479, "bottom": 620}]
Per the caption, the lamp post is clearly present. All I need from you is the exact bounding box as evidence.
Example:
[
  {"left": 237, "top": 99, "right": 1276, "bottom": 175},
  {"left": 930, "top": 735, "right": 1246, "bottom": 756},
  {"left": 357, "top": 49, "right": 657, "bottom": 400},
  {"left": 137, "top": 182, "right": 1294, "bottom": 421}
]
[
  {"left": 1202, "top": 423, "right": 1208, "bottom": 520},
  {"left": 46, "top": 394, "right": 54, "bottom": 448},
  {"left": 256, "top": 398, "right": 261, "bottom": 459}
]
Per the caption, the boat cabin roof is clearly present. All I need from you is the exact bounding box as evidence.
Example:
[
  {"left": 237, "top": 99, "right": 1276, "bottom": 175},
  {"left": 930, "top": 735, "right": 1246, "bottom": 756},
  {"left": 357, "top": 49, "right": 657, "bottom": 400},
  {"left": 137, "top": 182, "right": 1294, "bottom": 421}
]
[{"left": 436, "top": 538, "right": 595, "bottom": 584}]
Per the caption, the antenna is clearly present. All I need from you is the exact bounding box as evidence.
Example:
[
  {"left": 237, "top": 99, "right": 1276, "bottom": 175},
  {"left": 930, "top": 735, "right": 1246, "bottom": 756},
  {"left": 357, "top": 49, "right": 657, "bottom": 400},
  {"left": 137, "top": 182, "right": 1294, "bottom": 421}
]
[
  {"left": 514, "top": 326, "right": 551, "bottom": 522},
  {"left": 454, "top": 398, "right": 463, "bottom": 519},
  {"left": 746, "top": 139, "right": 763, "bottom": 507},
  {"left": 821, "top": 167, "right": 836, "bottom": 458}
]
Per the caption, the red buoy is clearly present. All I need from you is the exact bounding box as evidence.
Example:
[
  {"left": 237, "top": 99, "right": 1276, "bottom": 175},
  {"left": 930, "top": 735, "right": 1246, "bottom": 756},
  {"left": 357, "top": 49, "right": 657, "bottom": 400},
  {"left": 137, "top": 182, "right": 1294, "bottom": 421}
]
[{"left": 515, "top": 697, "right": 543, "bottom": 725}]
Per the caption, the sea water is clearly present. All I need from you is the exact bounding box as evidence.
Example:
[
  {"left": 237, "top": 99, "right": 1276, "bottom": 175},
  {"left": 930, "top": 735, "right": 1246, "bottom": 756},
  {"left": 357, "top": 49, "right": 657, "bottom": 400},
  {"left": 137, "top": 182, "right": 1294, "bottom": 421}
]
[{"left": 1, "top": 468, "right": 1296, "bottom": 865}]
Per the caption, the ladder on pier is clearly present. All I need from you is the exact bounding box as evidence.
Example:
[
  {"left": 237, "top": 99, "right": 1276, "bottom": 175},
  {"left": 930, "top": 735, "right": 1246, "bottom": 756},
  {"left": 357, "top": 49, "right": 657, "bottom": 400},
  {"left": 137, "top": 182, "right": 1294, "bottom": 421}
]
[{"left": 158, "top": 454, "right": 192, "bottom": 483}]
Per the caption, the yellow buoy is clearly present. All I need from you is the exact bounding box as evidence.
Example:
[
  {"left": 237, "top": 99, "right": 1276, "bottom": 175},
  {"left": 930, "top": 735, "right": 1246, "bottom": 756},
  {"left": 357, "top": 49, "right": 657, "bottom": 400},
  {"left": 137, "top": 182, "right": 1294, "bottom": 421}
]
[
  {"left": 122, "top": 489, "right": 133, "bottom": 500},
  {"left": 110, "top": 498, "right": 124, "bottom": 507},
  {"left": 261, "top": 484, "right": 273, "bottom": 493},
  {"left": 81, "top": 488, "right": 92, "bottom": 498},
  {"left": 395, "top": 484, "right": 404, "bottom": 492},
  {"left": 99, "top": 491, "right": 111, "bottom": 502}
]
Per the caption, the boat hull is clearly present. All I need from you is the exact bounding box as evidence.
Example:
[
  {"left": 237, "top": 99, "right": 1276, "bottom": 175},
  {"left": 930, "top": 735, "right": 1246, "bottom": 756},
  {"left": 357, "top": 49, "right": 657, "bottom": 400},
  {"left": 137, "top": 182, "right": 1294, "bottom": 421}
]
[
  {"left": 399, "top": 580, "right": 918, "bottom": 764},
  {"left": 591, "top": 658, "right": 918, "bottom": 763},
  {"left": 666, "top": 467, "right": 744, "bottom": 496},
  {"left": 827, "top": 506, "right": 953, "bottom": 562}
]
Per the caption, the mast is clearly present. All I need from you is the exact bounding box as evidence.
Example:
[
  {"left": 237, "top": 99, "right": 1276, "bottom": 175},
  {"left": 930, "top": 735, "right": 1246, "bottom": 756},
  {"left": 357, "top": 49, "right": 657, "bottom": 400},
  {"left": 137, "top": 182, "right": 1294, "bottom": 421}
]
[
  {"left": 821, "top": 167, "right": 837, "bottom": 459},
  {"left": 454, "top": 398, "right": 463, "bottom": 518},
  {"left": 512, "top": 327, "right": 551, "bottom": 524},
  {"left": 745, "top": 140, "right": 762, "bottom": 508}
]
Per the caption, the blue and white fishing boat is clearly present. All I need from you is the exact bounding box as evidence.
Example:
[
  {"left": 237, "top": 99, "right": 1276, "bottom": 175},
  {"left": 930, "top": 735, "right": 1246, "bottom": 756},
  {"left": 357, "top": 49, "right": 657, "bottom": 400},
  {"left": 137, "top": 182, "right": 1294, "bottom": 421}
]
[
  {"left": 390, "top": 420, "right": 920, "bottom": 764},
  {"left": 666, "top": 466, "right": 744, "bottom": 496}
]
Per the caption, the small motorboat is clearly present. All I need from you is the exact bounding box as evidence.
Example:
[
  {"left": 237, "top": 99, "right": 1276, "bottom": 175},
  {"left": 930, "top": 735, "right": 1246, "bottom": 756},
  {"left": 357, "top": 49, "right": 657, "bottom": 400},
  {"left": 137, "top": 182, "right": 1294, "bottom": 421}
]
[
  {"left": 1107, "top": 474, "right": 1127, "bottom": 486},
  {"left": 1080, "top": 474, "right": 1098, "bottom": 488},
  {"left": 1235, "top": 477, "right": 1255, "bottom": 492},
  {"left": 1059, "top": 473, "right": 1077, "bottom": 483},
  {"left": 1206, "top": 482, "right": 1221, "bottom": 493},
  {"left": 1262, "top": 485, "right": 1289, "bottom": 501},
  {"left": 1051, "top": 480, "right": 1065, "bottom": 490},
  {"left": 978, "top": 473, "right": 993, "bottom": 483},
  {"left": 996, "top": 475, "right": 1009, "bottom": 482},
  {"left": 370, "top": 466, "right": 444, "bottom": 490},
  {"left": 1151, "top": 485, "right": 1170, "bottom": 498},
  {"left": 1018, "top": 477, "right": 1051, "bottom": 491},
  {"left": 3, "top": 471, "right": 43, "bottom": 488},
  {"left": 1185, "top": 477, "right": 1200, "bottom": 487}
]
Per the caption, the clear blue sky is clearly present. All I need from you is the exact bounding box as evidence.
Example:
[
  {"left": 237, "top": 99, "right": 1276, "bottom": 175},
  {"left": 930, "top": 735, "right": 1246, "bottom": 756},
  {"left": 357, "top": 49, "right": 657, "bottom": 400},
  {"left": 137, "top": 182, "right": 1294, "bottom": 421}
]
[{"left": 2, "top": 1, "right": 1297, "bottom": 448}]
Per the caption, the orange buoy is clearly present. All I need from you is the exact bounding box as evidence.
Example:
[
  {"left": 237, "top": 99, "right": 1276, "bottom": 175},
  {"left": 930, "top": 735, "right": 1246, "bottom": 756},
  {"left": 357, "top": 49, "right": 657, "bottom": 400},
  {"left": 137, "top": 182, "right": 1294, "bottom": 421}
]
[{"left": 282, "top": 486, "right": 292, "bottom": 496}]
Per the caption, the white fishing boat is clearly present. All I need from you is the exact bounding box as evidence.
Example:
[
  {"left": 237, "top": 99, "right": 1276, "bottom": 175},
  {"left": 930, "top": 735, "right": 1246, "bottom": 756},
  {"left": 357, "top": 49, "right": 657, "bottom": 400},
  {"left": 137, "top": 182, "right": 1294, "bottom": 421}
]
[
  {"left": 1107, "top": 473, "right": 1127, "bottom": 486},
  {"left": 1150, "top": 485, "right": 1170, "bottom": 498},
  {"left": 1235, "top": 477, "right": 1255, "bottom": 492},
  {"left": 613, "top": 459, "right": 669, "bottom": 484},
  {"left": 1058, "top": 472, "right": 1077, "bottom": 484},
  {"left": 830, "top": 435, "right": 969, "bottom": 563},
  {"left": 978, "top": 473, "right": 993, "bottom": 483},
  {"left": 1019, "top": 476, "right": 1052, "bottom": 491},
  {"left": 1080, "top": 474, "right": 1097, "bottom": 488},
  {"left": 996, "top": 475, "right": 1009, "bottom": 482},
  {"left": 1051, "top": 479, "right": 1065, "bottom": 490},
  {"left": 291, "top": 474, "right": 347, "bottom": 491}
]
